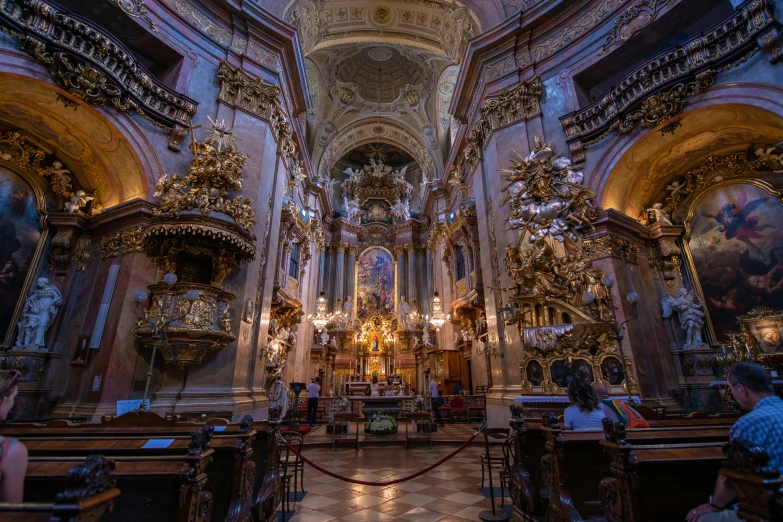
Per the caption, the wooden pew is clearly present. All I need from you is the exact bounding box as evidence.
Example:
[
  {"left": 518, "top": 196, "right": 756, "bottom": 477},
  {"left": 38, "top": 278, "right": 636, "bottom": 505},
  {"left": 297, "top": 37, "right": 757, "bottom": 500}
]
[
  {"left": 0, "top": 455, "right": 120, "bottom": 521},
  {"left": 506, "top": 404, "right": 738, "bottom": 522},
  {"left": 600, "top": 419, "right": 729, "bottom": 522},
  {"left": 539, "top": 413, "right": 731, "bottom": 522},
  {"left": 21, "top": 425, "right": 215, "bottom": 522},
  {"left": 1, "top": 412, "right": 280, "bottom": 522},
  {"left": 720, "top": 439, "right": 783, "bottom": 522}
]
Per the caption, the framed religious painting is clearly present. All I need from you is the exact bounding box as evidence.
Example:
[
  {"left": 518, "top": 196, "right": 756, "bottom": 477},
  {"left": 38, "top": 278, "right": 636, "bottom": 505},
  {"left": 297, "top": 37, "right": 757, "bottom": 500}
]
[
  {"left": 71, "top": 334, "right": 92, "bottom": 366},
  {"left": 0, "top": 165, "right": 48, "bottom": 346},
  {"left": 684, "top": 181, "right": 783, "bottom": 343},
  {"left": 739, "top": 307, "right": 783, "bottom": 355}
]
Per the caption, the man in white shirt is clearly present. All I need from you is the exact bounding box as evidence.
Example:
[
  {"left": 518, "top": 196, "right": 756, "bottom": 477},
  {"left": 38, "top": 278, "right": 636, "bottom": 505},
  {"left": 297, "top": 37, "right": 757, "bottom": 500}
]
[
  {"left": 429, "top": 376, "right": 445, "bottom": 426},
  {"left": 306, "top": 377, "right": 321, "bottom": 426}
]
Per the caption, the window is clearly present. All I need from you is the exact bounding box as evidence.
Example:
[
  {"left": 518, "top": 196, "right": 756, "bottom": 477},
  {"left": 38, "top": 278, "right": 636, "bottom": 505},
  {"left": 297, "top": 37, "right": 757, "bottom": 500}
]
[
  {"left": 289, "top": 243, "right": 300, "bottom": 279},
  {"left": 455, "top": 245, "right": 465, "bottom": 281}
]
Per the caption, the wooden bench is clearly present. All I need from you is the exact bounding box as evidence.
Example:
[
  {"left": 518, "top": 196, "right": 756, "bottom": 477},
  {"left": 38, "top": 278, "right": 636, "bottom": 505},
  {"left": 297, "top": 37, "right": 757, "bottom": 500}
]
[
  {"left": 0, "top": 455, "right": 120, "bottom": 522},
  {"left": 539, "top": 413, "right": 731, "bottom": 522},
  {"left": 600, "top": 419, "right": 728, "bottom": 522},
  {"left": 506, "top": 403, "right": 738, "bottom": 522},
  {"left": 1, "top": 412, "right": 281, "bottom": 522},
  {"left": 21, "top": 425, "right": 215, "bottom": 522}
]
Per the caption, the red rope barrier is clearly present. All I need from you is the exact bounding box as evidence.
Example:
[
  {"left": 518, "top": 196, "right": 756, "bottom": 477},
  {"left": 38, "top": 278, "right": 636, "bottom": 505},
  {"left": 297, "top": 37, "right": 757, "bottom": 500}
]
[{"left": 279, "top": 428, "right": 482, "bottom": 486}]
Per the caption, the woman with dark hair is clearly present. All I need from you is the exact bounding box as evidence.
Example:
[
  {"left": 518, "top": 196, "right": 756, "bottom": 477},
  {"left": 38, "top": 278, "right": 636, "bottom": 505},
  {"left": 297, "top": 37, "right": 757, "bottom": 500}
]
[
  {"left": 0, "top": 369, "right": 27, "bottom": 502},
  {"left": 564, "top": 379, "right": 606, "bottom": 430}
]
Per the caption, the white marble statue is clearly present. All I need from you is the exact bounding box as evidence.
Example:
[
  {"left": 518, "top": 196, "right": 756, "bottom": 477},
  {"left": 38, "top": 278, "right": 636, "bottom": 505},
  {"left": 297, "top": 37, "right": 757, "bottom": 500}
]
[
  {"left": 342, "top": 193, "right": 361, "bottom": 220},
  {"left": 398, "top": 296, "right": 413, "bottom": 330},
  {"left": 64, "top": 190, "right": 93, "bottom": 213},
  {"left": 14, "top": 277, "right": 63, "bottom": 350},
  {"left": 320, "top": 330, "right": 330, "bottom": 347},
  {"left": 340, "top": 296, "right": 355, "bottom": 329},
  {"left": 645, "top": 202, "right": 673, "bottom": 225},
  {"left": 391, "top": 198, "right": 411, "bottom": 221},
  {"left": 421, "top": 327, "right": 433, "bottom": 347},
  {"left": 662, "top": 288, "right": 707, "bottom": 349}
]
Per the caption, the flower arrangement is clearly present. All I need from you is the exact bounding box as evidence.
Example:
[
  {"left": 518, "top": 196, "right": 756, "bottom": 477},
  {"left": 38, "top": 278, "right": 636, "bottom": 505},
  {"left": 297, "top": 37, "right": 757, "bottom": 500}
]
[
  {"left": 365, "top": 413, "right": 398, "bottom": 434},
  {"left": 414, "top": 395, "right": 425, "bottom": 412},
  {"left": 336, "top": 397, "right": 350, "bottom": 412}
]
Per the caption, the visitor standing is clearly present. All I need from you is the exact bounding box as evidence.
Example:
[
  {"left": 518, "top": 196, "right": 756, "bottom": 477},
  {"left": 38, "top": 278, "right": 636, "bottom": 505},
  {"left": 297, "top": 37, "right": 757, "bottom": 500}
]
[
  {"left": 429, "top": 376, "right": 445, "bottom": 426},
  {"left": 306, "top": 377, "right": 321, "bottom": 426},
  {"left": 0, "top": 370, "right": 27, "bottom": 502}
]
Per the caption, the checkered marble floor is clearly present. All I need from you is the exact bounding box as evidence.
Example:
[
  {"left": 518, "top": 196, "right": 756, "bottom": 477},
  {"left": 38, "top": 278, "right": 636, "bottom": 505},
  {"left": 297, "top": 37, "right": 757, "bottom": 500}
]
[{"left": 283, "top": 444, "right": 508, "bottom": 522}]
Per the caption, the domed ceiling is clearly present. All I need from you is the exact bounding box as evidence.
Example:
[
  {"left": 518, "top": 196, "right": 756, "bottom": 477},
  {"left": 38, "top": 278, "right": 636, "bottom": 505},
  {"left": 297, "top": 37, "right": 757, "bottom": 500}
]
[{"left": 336, "top": 47, "right": 424, "bottom": 104}]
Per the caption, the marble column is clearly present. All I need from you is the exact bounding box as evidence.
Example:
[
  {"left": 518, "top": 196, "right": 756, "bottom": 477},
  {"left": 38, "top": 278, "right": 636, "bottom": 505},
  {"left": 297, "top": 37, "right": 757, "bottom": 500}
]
[
  {"left": 425, "top": 246, "right": 434, "bottom": 307},
  {"left": 345, "top": 245, "right": 357, "bottom": 303},
  {"left": 324, "top": 246, "right": 334, "bottom": 307},
  {"left": 394, "top": 245, "right": 406, "bottom": 307},
  {"left": 334, "top": 244, "right": 345, "bottom": 305},
  {"left": 317, "top": 248, "right": 326, "bottom": 294},
  {"left": 407, "top": 245, "right": 416, "bottom": 308}
]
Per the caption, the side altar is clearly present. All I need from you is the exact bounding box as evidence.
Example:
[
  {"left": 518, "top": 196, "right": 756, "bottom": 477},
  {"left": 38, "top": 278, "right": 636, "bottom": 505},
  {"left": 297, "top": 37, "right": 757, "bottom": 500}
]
[{"left": 349, "top": 396, "right": 414, "bottom": 434}]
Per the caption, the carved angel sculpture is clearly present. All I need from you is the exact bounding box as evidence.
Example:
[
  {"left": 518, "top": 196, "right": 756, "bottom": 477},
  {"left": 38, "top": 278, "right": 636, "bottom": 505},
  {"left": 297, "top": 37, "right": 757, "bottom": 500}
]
[
  {"left": 391, "top": 198, "right": 411, "bottom": 220},
  {"left": 64, "top": 190, "right": 94, "bottom": 213},
  {"left": 662, "top": 288, "right": 707, "bottom": 349},
  {"left": 398, "top": 297, "right": 413, "bottom": 330},
  {"left": 342, "top": 194, "right": 361, "bottom": 220}
]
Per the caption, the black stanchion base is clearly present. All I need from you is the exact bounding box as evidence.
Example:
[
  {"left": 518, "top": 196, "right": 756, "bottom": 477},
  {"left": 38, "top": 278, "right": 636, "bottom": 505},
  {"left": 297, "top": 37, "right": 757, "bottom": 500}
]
[{"left": 478, "top": 509, "right": 511, "bottom": 522}]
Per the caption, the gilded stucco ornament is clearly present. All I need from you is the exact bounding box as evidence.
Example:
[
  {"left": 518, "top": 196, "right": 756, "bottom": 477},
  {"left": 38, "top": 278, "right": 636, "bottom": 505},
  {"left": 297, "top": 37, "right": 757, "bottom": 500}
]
[
  {"left": 498, "top": 141, "right": 637, "bottom": 394},
  {"left": 0, "top": 131, "right": 76, "bottom": 201},
  {"left": 501, "top": 137, "right": 600, "bottom": 244},
  {"left": 0, "top": 0, "right": 197, "bottom": 132},
  {"left": 143, "top": 118, "right": 255, "bottom": 297},
  {"left": 560, "top": 0, "right": 777, "bottom": 150}
]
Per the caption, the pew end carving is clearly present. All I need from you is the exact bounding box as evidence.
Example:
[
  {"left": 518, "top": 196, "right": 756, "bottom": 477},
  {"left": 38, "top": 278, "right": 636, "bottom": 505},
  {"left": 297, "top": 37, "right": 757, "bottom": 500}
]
[{"left": 721, "top": 439, "right": 783, "bottom": 522}]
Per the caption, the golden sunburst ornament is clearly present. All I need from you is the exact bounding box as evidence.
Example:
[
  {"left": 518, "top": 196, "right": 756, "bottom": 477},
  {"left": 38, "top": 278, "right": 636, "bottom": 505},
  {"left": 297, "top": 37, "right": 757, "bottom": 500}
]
[
  {"left": 206, "top": 116, "right": 237, "bottom": 151},
  {"left": 367, "top": 143, "right": 387, "bottom": 162}
]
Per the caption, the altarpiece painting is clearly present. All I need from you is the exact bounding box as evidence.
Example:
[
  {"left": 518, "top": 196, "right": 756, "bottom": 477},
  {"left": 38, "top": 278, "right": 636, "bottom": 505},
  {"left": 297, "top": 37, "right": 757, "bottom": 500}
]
[
  {"left": 687, "top": 182, "right": 783, "bottom": 339},
  {"left": 0, "top": 166, "right": 43, "bottom": 341},
  {"left": 357, "top": 247, "right": 394, "bottom": 314}
]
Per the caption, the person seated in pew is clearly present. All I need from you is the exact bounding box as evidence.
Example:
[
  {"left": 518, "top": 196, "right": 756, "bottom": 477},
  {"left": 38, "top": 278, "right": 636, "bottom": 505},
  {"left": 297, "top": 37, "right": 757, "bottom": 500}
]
[
  {"left": 592, "top": 383, "right": 649, "bottom": 428},
  {"left": 0, "top": 370, "right": 27, "bottom": 503},
  {"left": 687, "top": 362, "right": 783, "bottom": 522},
  {"left": 564, "top": 379, "right": 606, "bottom": 430}
]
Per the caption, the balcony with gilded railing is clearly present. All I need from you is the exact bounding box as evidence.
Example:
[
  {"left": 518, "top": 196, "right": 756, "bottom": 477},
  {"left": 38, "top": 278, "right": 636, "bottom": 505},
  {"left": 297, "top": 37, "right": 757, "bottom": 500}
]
[{"left": 559, "top": 0, "right": 780, "bottom": 150}]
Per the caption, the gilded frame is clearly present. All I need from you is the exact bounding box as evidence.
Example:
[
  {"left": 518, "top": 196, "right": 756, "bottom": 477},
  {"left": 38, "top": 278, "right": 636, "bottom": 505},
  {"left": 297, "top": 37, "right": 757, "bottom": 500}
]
[
  {"left": 680, "top": 179, "right": 783, "bottom": 346},
  {"left": 0, "top": 161, "right": 50, "bottom": 348}
]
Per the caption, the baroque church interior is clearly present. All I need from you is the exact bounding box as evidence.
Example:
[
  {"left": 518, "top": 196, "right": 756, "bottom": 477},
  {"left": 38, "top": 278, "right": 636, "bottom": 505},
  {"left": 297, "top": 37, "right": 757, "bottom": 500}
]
[{"left": 1, "top": 0, "right": 783, "bottom": 521}]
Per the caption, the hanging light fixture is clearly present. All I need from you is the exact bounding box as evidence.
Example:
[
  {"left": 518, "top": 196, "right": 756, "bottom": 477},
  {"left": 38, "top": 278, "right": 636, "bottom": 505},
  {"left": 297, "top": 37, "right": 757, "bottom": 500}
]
[
  {"left": 429, "top": 291, "right": 448, "bottom": 330},
  {"left": 309, "top": 291, "right": 329, "bottom": 332}
]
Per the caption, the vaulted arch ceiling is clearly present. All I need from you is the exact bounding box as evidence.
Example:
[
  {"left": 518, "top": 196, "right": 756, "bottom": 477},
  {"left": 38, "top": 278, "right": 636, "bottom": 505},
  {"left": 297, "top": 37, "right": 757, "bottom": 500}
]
[
  {"left": 288, "top": 1, "right": 479, "bottom": 183},
  {"left": 598, "top": 104, "right": 783, "bottom": 218},
  {"left": 317, "top": 118, "right": 436, "bottom": 183}
]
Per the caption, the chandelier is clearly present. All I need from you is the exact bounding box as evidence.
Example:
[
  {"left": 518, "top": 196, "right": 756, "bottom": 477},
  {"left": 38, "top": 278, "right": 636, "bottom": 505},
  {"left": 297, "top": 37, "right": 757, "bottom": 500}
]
[
  {"left": 429, "top": 291, "right": 448, "bottom": 330},
  {"left": 309, "top": 291, "right": 329, "bottom": 332}
]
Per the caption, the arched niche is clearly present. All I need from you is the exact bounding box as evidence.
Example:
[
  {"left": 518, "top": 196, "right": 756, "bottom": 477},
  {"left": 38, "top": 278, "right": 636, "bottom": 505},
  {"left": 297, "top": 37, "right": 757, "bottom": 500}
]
[
  {"left": 317, "top": 119, "right": 437, "bottom": 182},
  {"left": 0, "top": 73, "right": 159, "bottom": 208},
  {"left": 596, "top": 102, "right": 783, "bottom": 218}
]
